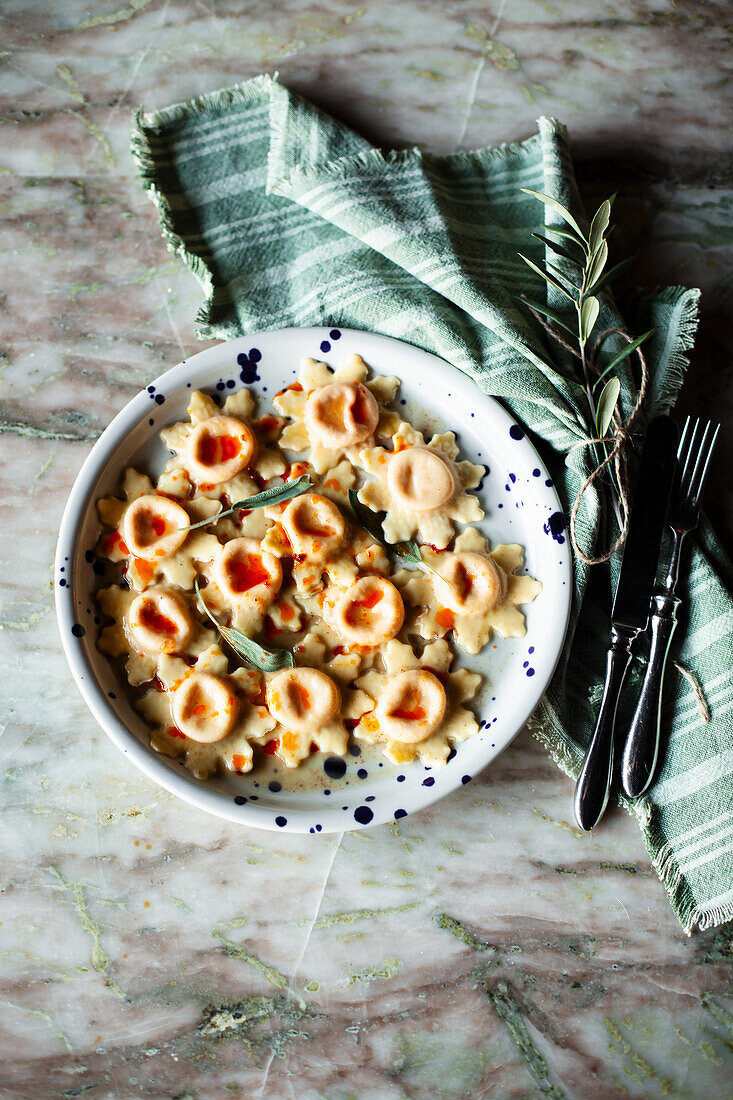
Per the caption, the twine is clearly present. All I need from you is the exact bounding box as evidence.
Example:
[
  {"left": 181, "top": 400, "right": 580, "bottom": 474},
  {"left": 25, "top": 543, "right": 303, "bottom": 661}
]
[
  {"left": 569, "top": 327, "right": 649, "bottom": 564},
  {"left": 673, "top": 660, "right": 712, "bottom": 723},
  {"left": 525, "top": 304, "right": 648, "bottom": 566}
]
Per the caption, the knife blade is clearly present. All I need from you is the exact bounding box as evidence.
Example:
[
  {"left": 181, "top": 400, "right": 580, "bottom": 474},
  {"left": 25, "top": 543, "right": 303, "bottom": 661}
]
[
  {"left": 574, "top": 414, "right": 679, "bottom": 831},
  {"left": 611, "top": 415, "right": 680, "bottom": 630}
]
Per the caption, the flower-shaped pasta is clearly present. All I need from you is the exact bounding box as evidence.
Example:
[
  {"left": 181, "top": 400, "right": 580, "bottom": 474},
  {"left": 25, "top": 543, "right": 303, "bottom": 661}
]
[
  {"left": 274, "top": 355, "right": 400, "bottom": 474},
  {"left": 199, "top": 554, "right": 304, "bottom": 642},
  {"left": 354, "top": 639, "right": 481, "bottom": 767},
  {"left": 396, "top": 527, "right": 542, "bottom": 654},
  {"left": 96, "top": 468, "right": 221, "bottom": 590},
  {"left": 138, "top": 644, "right": 276, "bottom": 779},
  {"left": 261, "top": 492, "right": 358, "bottom": 594},
  {"left": 249, "top": 633, "right": 371, "bottom": 768},
  {"left": 96, "top": 584, "right": 217, "bottom": 686},
  {"left": 326, "top": 576, "right": 405, "bottom": 647},
  {"left": 357, "top": 421, "right": 485, "bottom": 549},
  {"left": 160, "top": 389, "right": 285, "bottom": 500}
]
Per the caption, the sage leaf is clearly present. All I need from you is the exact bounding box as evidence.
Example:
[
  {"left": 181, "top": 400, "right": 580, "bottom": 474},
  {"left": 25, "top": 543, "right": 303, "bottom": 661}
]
[
  {"left": 588, "top": 199, "right": 612, "bottom": 254},
  {"left": 178, "top": 475, "right": 312, "bottom": 533},
  {"left": 595, "top": 376, "right": 621, "bottom": 438},
  {"left": 579, "top": 296, "right": 600, "bottom": 344},
  {"left": 348, "top": 489, "right": 390, "bottom": 551},
  {"left": 600, "top": 329, "right": 657, "bottom": 377},
  {"left": 398, "top": 539, "right": 445, "bottom": 581},
  {"left": 585, "top": 239, "right": 608, "bottom": 292},
  {"left": 520, "top": 189, "right": 585, "bottom": 240},
  {"left": 517, "top": 295, "right": 576, "bottom": 336},
  {"left": 518, "top": 254, "right": 573, "bottom": 300},
  {"left": 348, "top": 490, "right": 443, "bottom": 580},
  {"left": 194, "top": 578, "right": 294, "bottom": 672},
  {"left": 542, "top": 224, "right": 589, "bottom": 253},
  {"left": 531, "top": 233, "right": 583, "bottom": 266},
  {"left": 545, "top": 258, "right": 580, "bottom": 292}
]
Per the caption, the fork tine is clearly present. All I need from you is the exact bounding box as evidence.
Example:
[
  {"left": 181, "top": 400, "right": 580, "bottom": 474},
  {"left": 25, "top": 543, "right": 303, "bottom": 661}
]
[
  {"left": 678, "top": 417, "right": 701, "bottom": 495},
  {"left": 687, "top": 421, "right": 711, "bottom": 498},
  {"left": 677, "top": 415, "right": 691, "bottom": 461},
  {"left": 691, "top": 423, "right": 720, "bottom": 506}
]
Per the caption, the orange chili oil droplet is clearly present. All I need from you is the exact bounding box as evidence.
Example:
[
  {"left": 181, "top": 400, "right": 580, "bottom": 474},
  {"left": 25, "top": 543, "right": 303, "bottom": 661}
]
[
  {"left": 277, "top": 601, "right": 295, "bottom": 622},
  {"left": 139, "top": 602, "right": 178, "bottom": 636},
  {"left": 193, "top": 703, "right": 207, "bottom": 717},
  {"left": 232, "top": 753, "right": 248, "bottom": 772},
  {"left": 435, "top": 608, "right": 455, "bottom": 630},
  {"left": 346, "top": 588, "right": 384, "bottom": 626},
  {"left": 167, "top": 725, "right": 186, "bottom": 739},
  {"left": 293, "top": 682, "right": 310, "bottom": 710},
  {"left": 101, "top": 530, "right": 129, "bottom": 556},
  {"left": 151, "top": 516, "right": 167, "bottom": 537},
  {"left": 228, "top": 555, "right": 271, "bottom": 593},
  {"left": 262, "top": 739, "right": 279, "bottom": 755},
  {"left": 134, "top": 559, "right": 155, "bottom": 584},
  {"left": 391, "top": 702, "right": 427, "bottom": 722},
  {"left": 199, "top": 433, "right": 241, "bottom": 466}
]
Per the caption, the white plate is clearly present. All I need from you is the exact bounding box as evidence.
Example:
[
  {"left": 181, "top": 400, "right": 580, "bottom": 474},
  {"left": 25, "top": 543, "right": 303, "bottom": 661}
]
[{"left": 55, "top": 327, "right": 572, "bottom": 833}]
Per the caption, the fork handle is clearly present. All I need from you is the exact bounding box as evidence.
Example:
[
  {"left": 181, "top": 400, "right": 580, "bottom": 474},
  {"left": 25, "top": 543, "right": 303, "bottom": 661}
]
[
  {"left": 621, "top": 593, "right": 680, "bottom": 798},
  {"left": 574, "top": 626, "right": 636, "bottom": 831}
]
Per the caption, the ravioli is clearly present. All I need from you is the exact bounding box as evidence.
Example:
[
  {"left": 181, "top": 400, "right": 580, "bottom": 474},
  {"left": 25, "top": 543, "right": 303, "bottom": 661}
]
[{"left": 357, "top": 421, "right": 485, "bottom": 549}]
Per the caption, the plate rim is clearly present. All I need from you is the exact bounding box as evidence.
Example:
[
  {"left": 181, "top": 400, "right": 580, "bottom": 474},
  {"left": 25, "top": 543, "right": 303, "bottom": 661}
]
[{"left": 55, "top": 326, "right": 573, "bottom": 833}]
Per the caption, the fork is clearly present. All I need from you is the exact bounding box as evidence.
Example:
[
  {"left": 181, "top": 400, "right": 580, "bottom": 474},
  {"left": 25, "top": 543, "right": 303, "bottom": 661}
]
[{"left": 621, "top": 417, "right": 720, "bottom": 799}]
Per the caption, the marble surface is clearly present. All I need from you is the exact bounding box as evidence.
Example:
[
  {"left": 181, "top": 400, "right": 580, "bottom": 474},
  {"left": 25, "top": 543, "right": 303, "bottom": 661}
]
[{"left": 1, "top": 2, "right": 732, "bottom": 1097}]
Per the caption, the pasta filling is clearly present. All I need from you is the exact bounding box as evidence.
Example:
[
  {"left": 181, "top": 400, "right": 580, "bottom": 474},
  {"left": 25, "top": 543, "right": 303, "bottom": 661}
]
[
  {"left": 376, "top": 670, "right": 446, "bottom": 743},
  {"left": 187, "top": 415, "right": 256, "bottom": 484},
  {"left": 172, "top": 672, "right": 239, "bottom": 743},
  {"left": 304, "top": 381, "right": 379, "bottom": 449},
  {"left": 331, "top": 576, "right": 405, "bottom": 645},
  {"left": 122, "top": 494, "right": 189, "bottom": 560},
  {"left": 266, "top": 667, "right": 341, "bottom": 733},
  {"left": 216, "top": 537, "right": 282, "bottom": 605},
  {"left": 128, "top": 589, "right": 193, "bottom": 655},
  {"left": 387, "top": 447, "right": 455, "bottom": 512},
  {"left": 281, "top": 493, "right": 346, "bottom": 560},
  {"left": 439, "top": 552, "right": 506, "bottom": 616}
]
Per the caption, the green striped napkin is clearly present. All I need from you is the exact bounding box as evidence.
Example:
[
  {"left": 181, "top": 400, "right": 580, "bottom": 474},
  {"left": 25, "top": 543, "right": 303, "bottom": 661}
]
[{"left": 132, "top": 74, "right": 733, "bottom": 932}]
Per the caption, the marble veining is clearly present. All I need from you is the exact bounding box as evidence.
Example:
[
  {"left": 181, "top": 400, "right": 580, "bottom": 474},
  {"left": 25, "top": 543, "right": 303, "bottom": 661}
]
[{"left": 1, "top": 2, "right": 731, "bottom": 1097}]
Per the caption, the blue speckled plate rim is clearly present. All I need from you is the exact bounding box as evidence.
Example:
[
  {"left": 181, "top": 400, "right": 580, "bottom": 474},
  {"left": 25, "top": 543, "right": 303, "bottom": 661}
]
[{"left": 55, "top": 327, "right": 573, "bottom": 833}]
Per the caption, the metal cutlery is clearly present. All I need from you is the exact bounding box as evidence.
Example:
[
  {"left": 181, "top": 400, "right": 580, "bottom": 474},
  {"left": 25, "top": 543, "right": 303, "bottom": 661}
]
[
  {"left": 621, "top": 417, "right": 720, "bottom": 799},
  {"left": 574, "top": 415, "right": 679, "bottom": 832}
]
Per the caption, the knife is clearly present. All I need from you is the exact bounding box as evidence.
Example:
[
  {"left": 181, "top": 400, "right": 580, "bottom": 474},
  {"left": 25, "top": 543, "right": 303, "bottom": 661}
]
[{"left": 574, "top": 414, "right": 679, "bottom": 831}]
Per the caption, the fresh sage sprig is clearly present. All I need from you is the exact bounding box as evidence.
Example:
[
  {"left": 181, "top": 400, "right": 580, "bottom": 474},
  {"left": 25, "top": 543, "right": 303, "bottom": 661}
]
[
  {"left": 194, "top": 578, "right": 294, "bottom": 672},
  {"left": 518, "top": 189, "right": 655, "bottom": 524},
  {"left": 179, "top": 475, "right": 313, "bottom": 533},
  {"left": 348, "top": 489, "right": 443, "bottom": 581}
]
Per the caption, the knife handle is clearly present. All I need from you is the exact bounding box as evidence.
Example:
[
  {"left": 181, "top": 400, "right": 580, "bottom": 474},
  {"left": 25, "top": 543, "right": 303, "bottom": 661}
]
[
  {"left": 574, "top": 627, "right": 635, "bottom": 832},
  {"left": 621, "top": 593, "right": 680, "bottom": 798}
]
